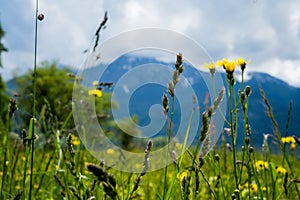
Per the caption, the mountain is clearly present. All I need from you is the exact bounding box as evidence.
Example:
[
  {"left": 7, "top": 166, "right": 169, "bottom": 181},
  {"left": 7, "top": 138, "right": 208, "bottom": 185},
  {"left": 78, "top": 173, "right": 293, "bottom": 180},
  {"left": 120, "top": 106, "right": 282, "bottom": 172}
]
[
  {"left": 243, "top": 72, "right": 300, "bottom": 146},
  {"left": 87, "top": 55, "right": 300, "bottom": 148},
  {"left": 6, "top": 55, "right": 300, "bottom": 149}
]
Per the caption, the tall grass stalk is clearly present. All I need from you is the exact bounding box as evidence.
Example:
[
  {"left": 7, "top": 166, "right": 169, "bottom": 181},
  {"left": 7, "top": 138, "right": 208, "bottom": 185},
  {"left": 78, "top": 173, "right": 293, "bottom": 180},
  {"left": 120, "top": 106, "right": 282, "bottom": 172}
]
[
  {"left": 27, "top": 0, "right": 39, "bottom": 198},
  {"left": 164, "top": 111, "right": 194, "bottom": 200},
  {"left": 162, "top": 53, "right": 183, "bottom": 199},
  {"left": 229, "top": 84, "right": 239, "bottom": 190},
  {"left": 162, "top": 87, "right": 174, "bottom": 199},
  {"left": 260, "top": 87, "right": 300, "bottom": 198}
]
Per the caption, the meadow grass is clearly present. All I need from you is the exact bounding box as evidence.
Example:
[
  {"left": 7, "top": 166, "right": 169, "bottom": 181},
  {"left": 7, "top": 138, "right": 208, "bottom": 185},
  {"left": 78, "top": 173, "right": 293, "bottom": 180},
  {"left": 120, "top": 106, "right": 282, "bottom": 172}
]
[
  {"left": 0, "top": 3, "right": 300, "bottom": 199},
  {"left": 0, "top": 54, "right": 300, "bottom": 200}
]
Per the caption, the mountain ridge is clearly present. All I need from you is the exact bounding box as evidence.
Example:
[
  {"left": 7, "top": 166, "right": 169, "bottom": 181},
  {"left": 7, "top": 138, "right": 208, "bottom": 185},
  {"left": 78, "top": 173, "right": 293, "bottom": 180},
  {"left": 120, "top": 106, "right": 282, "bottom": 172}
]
[{"left": 5, "top": 56, "right": 300, "bottom": 148}]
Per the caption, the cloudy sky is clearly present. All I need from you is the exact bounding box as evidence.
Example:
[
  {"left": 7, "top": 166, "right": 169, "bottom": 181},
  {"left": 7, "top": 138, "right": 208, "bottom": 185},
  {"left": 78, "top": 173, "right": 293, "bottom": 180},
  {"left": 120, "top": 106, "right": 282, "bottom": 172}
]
[{"left": 1, "top": 0, "right": 300, "bottom": 87}]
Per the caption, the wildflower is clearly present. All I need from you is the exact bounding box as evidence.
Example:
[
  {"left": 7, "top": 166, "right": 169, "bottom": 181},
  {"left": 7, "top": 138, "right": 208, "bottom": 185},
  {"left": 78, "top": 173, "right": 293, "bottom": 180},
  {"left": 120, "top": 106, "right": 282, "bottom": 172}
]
[
  {"left": 255, "top": 160, "right": 269, "bottom": 170},
  {"left": 251, "top": 183, "right": 258, "bottom": 193},
  {"left": 175, "top": 143, "right": 182, "bottom": 149},
  {"left": 216, "top": 58, "right": 236, "bottom": 73},
  {"left": 216, "top": 58, "right": 228, "bottom": 68},
  {"left": 276, "top": 166, "right": 287, "bottom": 175},
  {"left": 106, "top": 148, "right": 115, "bottom": 155},
  {"left": 225, "top": 60, "right": 236, "bottom": 73},
  {"left": 203, "top": 62, "right": 217, "bottom": 75},
  {"left": 237, "top": 57, "right": 249, "bottom": 71},
  {"left": 93, "top": 80, "right": 99, "bottom": 86},
  {"left": 88, "top": 89, "right": 102, "bottom": 97},
  {"left": 262, "top": 186, "right": 267, "bottom": 192},
  {"left": 72, "top": 135, "right": 81, "bottom": 146},
  {"left": 290, "top": 142, "right": 296, "bottom": 150},
  {"left": 281, "top": 136, "right": 297, "bottom": 150},
  {"left": 281, "top": 136, "right": 296, "bottom": 143},
  {"left": 178, "top": 171, "right": 189, "bottom": 181}
]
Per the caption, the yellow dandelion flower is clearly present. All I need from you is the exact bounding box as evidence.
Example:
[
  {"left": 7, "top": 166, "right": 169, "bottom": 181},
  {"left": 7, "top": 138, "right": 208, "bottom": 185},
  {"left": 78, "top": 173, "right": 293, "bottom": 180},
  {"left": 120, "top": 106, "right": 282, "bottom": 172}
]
[
  {"left": 72, "top": 135, "right": 81, "bottom": 146},
  {"left": 216, "top": 58, "right": 228, "bottom": 67},
  {"left": 175, "top": 143, "right": 182, "bottom": 149},
  {"left": 289, "top": 136, "right": 296, "bottom": 143},
  {"left": 281, "top": 137, "right": 287, "bottom": 143},
  {"left": 216, "top": 58, "right": 236, "bottom": 73},
  {"left": 204, "top": 62, "right": 218, "bottom": 75},
  {"left": 276, "top": 166, "right": 287, "bottom": 175},
  {"left": 225, "top": 60, "right": 236, "bottom": 73},
  {"left": 237, "top": 57, "right": 246, "bottom": 65},
  {"left": 251, "top": 183, "right": 258, "bottom": 193},
  {"left": 178, "top": 171, "right": 188, "bottom": 181},
  {"left": 281, "top": 136, "right": 296, "bottom": 144},
  {"left": 203, "top": 62, "right": 216, "bottom": 69},
  {"left": 216, "top": 60, "right": 224, "bottom": 67},
  {"left": 290, "top": 142, "right": 296, "bottom": 150},
  {"left": 93, "top": 80, "right": 99, "bottom": 86},
  {"left": 255, "top": 160, "right": 269, "bottom": 170},
  {"left": 237, "top": 57, "right": 249, "bottom": 70},
  {"left": 106, "top": 148, "right": 115, "bottom": 155},
  {"left": 262, "top": 186, "right": 267, "bottom": 192},
  {"left": 88, "top": 89, "right": 102, "bottom": 97}
]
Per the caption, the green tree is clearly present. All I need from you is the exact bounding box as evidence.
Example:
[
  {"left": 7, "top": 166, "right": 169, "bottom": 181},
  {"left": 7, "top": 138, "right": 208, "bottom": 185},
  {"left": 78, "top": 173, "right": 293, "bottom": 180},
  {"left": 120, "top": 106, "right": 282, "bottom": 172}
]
[
  {"left": 0, "top": 21, "right": 8, "bottom": 68},
  {"left": 0, "top": 21, "right": 10, "bottom": 127},
  {"left": 14, "top": 61, "right": 141, "bottom": 149},
  {"left": 14, "top": 62, "right": 74, "bottom": 131}
]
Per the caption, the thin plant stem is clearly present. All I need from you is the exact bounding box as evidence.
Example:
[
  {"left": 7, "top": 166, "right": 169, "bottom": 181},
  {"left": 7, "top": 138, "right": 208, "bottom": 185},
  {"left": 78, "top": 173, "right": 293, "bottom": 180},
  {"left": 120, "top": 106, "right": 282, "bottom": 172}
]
[
  {"left": 163, "top": 96, "right": 174, "bottom": 199},
  {"left": 217, "top": 162, "right": 226, "bottom": 200},
  {"left": 199, "top": 168, "right": 217, "bottom": 199},
  {"left": 239, "top": 94, "right": 249, "bottom": 183},
  {"left": 212, "top": 75, "right": 230, "bottom": 126},
  {"left": 282, "top": 101, "right": 292, "bottom": 165},
  {"left": 28, "top": 0, "right": 39, "bottom": 199},
  {"left": 229, "top": 84, "right": 239, "bottom": 190}
]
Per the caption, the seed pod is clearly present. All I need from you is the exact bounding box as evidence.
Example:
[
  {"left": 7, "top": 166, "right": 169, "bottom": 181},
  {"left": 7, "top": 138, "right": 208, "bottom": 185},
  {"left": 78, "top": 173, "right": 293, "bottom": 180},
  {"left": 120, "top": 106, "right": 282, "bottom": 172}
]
[
  {"left": 214, "top": 154, "right": 220, "bottom": 162},
  {"left": 245, "top": 85, "right": 252, "bottom": 96},
  {"left": 38, "top": 13, "right": 44, "bottom": 21},
  {"left": 162, "top": 93, "right": 169, "bottom": 113}
]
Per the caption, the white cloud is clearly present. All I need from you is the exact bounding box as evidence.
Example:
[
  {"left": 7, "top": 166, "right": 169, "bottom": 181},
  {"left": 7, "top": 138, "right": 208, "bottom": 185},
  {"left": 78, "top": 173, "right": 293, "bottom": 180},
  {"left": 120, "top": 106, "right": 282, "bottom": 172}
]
[{"left": 1, "top": 0, "right": 300, "bottom": 87}]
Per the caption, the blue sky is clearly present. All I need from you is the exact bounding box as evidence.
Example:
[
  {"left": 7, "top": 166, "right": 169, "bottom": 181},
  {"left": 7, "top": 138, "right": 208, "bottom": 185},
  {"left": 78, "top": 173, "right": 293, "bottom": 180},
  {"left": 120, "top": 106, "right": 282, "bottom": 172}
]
[{"left": 1, "top": 0, "right": 300, "bottom": 86}]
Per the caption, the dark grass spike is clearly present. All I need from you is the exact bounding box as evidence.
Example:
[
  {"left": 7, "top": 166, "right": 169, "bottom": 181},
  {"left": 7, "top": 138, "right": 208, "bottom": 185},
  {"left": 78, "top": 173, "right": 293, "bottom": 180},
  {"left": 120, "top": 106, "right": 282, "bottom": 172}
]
[
  {"left": 259, "top": 87, "right": 281, "bottom": 145},
  {"left": 12, "top": 190, "right": 23, "bottom": 200},
  {"left": 93, "top": 11, "right": 108, "bottom": 52},
  {"left": 102, "top": 182, "right": 117, "bottom": 200},
  {"left": 285, "top": 100, "right": 292, "bottom": 138},
  {"left": 68, "top": 185, "right": 81, "bottom": 200},
  {"left": 53, "top": 173, "right": 66, "bottom": 190},
  {"left": 129, "top": 140, "right": 153, "bottom": 198},
  {"left": 182, "top": 175, "right": 191, "bottom": 200},
  {"left": 86, "top": 164, "right": 107, "bottom": 182},
  {"left": 284, "top": 172, "right": 289, "bottom": 196}
]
